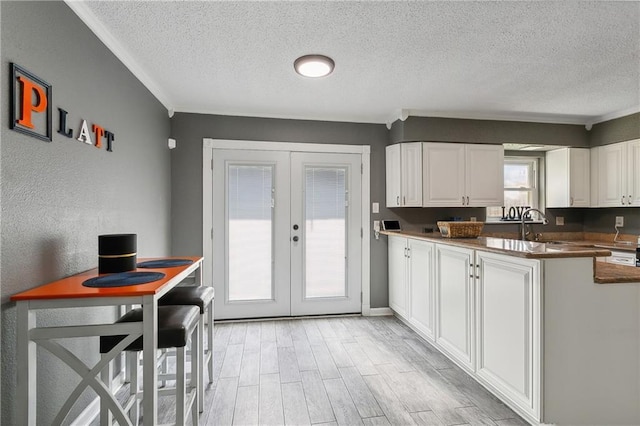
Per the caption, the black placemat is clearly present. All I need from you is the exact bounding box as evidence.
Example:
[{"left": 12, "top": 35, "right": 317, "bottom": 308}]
[
  {"left": 137, "top": 259, "right": 194, "bottom": 268},
  {"left": 83, "top": 271, "right": 165, "bottom": 288}
]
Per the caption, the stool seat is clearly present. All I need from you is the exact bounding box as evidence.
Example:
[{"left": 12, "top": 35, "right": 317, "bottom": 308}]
[
  {"left": 100, "top": 305, "right": 199, "bottom": 353},
  {"left": 159, "top": 286, "right": 214, "bottom": 314}
]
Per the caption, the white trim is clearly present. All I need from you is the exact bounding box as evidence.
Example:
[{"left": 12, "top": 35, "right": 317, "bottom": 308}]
[
  {"left": 202, "top": 138, "right": 371, "bottom": 317},
  {"left": 367, "top": 307, "right": 394, "bottom": 316},
  {"left": 64, "top": 0, "right": 173, "bottom": 113}
]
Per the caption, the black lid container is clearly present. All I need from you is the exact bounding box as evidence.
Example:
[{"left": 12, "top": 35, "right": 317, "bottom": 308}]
[
  {"left": 99, "top": 234, "right": 137, "bottom": 274},
  {"left": 636, "top": 247, "right": 640, "bottom": 267}
]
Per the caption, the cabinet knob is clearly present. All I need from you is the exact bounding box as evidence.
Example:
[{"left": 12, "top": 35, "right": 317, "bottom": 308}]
[{"left": 292, "top": 236, "right": 299, "bottom": 242}]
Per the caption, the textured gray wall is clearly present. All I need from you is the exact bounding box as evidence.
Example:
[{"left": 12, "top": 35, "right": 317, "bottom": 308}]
[
  {"left": 589, "top": 112, "right": 640, "bottom": 146},
  {"left": 391, "top": 116, "right": 589, "bottom": 146},
  {"left": 170, "top": 113, "right": 391, "bottom": 308},
  {"left": 1, "top": 2, "right": 171, "bottom": 424}
]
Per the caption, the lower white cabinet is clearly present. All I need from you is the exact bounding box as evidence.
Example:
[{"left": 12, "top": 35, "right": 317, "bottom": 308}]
[
  {"left": 388, "top": 236, "right": 435, "bottom": 340},
  {"left": 434, "top": 244, "right": 475, "bottom": 372},
  {"left": 388, "top": 236, "right": 408, "bottom": 317},
  {"left": 475, "top": 251, "right": 541, "bottom": 420}
]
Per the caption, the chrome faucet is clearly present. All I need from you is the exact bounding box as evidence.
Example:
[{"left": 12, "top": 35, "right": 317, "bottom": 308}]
[{"left": 520, "top": 208, "right": 549, "bottom": 240}]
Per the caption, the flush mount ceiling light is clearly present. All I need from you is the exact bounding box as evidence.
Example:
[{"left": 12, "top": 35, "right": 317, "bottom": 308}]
[{"left": 294, "top": 54, "right": 335, "bottom": 78}]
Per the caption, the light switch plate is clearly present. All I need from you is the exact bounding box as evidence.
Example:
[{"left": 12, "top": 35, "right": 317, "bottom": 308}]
[
  {"left": 372, "top": 202, "right": 379, "bottom": 214},
  {"left": 615, "top": 216, "right": 624, "bottom": 227}
]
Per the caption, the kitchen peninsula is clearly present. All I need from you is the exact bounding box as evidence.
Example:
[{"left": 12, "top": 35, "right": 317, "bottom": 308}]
[{"left": 383, "top": 231, "right": 640, "bottom": 425}]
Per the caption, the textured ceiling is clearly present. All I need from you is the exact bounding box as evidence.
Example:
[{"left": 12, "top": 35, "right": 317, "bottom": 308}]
[{"left": 69, "top": 1, "right": 640, "bottom": 126}]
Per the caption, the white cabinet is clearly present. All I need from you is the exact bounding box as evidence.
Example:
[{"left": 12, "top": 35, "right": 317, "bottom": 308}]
[
  {"left": 388, "top": 236, "right": 408, "bottom": 317},
  {"left": 423, "top": 143, "right": 504, "bottom": 207},
  {"left": 385, "top": 143, "right": 422, "bottom": 207},
  {"left": 435, "top": 244, "right": 475, "bottom": 371},
  {"left": 408, "top": 238, "right": 435, "bottom": 340},
  {"left": 388, "top": 236, "right": 435, "bottom": 340},
  {"left": 475, "top": 251, "right": 541, "bottom": 420},
  {"left": 546, "top": 148, "right": 590, "bottom": 207},
  {"left": 596, "top": 139, "right": 640, "bottom": 207}
]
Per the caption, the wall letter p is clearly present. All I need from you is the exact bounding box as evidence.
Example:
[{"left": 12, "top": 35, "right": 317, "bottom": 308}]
[{"left": 16, "top": 76, "right": 48, "bottom": 129}]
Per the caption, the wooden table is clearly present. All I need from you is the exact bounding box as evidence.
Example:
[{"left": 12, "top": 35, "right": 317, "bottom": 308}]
[{"left": 11, "top": 256, "right": 204, "bottom": 426}]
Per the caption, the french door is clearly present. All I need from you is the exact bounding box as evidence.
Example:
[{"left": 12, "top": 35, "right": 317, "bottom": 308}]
[{"left": 212, "top": 149, "right": 362, "bottom": 319}]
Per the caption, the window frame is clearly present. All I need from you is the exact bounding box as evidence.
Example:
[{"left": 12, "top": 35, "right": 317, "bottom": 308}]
[{"left": 487, "top": 156, "right": 543, "bottom": 222}]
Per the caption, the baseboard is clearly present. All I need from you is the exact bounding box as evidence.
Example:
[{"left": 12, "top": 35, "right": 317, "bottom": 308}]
[
  {"left": 70, "top": 370, "right": 126, "bottom": 426},
  {"left": 366, "top": 307, "right": 393, "bottom": 316}
]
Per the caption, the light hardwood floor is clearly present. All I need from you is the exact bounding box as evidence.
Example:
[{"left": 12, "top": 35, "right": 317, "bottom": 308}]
[{"left": 159, "top": 315, "right": 529, "bottom": 426}]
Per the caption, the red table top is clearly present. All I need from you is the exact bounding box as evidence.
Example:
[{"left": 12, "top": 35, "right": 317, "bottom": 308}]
[{"left": 11, "top": 257, "right": 203, "bottom": 301}]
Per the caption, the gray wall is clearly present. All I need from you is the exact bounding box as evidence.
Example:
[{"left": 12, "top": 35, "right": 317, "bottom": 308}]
[
  {"left": 391, "top": 116, "right": 589, "bottom": 146},
  {"left": 170, "top": 113, "right": 391, "bottom": 308},
  {"left": 589, "top": 112, "right": 640, "bottom": 146},
  {"left": 1, "top": 2, "right": 171, "bottom": 424}
]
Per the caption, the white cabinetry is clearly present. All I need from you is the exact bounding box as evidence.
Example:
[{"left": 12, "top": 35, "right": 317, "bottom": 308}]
[
  {"left": 388, "top": 236, "right": 408, "bottom": 317},
  {"left": 546, "top": 148, "right": 590, "bottom": 207},
  {"left": 385, "top": 143, "right": 422, "bottom": 207},
  {"left": 435, "top": 244, "right": 475, "bottom": 371},
  {"left": 423, "top": 143, "right": 503, "bottom": 207},
  {"left": 596, "top": 139, "right": 640, "bottom": 207},
  {"left": 475, "top": 251, "right": 541, "bottom": 420},
  {"left": 388, "top": 236, "right": 436, "bottom": 340}
]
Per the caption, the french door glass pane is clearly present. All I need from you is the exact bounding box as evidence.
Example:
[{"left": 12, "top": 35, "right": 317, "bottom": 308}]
[
  {"left": 228, "top": 164, "right": 273, "bottom": 301},
  {"left": 304, "top": 167, "right": 347, "bottom": 298}
]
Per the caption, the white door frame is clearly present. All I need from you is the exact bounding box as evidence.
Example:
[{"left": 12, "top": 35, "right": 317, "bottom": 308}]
[{"left": 203, "top": 138, "right": 371, "bottom": 316}]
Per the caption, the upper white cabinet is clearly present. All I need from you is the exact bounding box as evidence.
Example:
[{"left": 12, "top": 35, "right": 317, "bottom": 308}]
[
  {"left": 423, "top": 143, "right": 504, "bottom": 207},
  {"left": 385, "top": 143, "right": 423, "bottom": 207},
  {"left": 595, "top": 139, "right": 640, "bottom": 207},
  {"left": 546, "top": 148, "right": 590, "bottom": 207}
]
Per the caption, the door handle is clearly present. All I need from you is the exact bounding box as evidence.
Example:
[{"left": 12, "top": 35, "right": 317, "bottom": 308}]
[{"left": 292, "top": 236, "right": 299, "bottom": 242}]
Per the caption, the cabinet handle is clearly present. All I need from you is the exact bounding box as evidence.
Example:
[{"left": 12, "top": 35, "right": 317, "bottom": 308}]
[
  {"left": 622, "top": 195, "right": 625, "bottom": 205},
  {"left": 476, "top": 263, "right": 480, "bottom": 279},
  {"left": 466, "top": 196, "right": 470, "bottom": 205},
  {"left": 406, "top": 248, "right": 411, "bottom": 258},
  {"left": 404, "top": 247, "right": 407, "bottom": 257},
  {"left": 570, "top": 197, "right": 574, "bottom": 206},
  {"left": 397, "top": 196, "right": 400, "bottom": 206},
  {"left": 462, "top": 196, "right": 465, "bottom": 205},
  {"left": 403, "top": 196, "right": 406, "bottom": 205},
  {"left": 629, "top": 195, "right": 632, "bottom": 205}
]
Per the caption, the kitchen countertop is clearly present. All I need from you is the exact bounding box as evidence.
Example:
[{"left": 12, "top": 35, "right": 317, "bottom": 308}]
[{"left": 382, "top": 230, "right": 640, "bottom": 284}]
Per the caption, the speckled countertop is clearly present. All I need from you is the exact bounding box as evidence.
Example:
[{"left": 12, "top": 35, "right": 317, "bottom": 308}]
[{"left": 381, "top": 231, "right": 640, "bottom": 284}]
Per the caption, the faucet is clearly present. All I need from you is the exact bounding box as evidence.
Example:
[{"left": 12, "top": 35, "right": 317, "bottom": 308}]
[{"left": 520, "top": 208, "right": 549, "bottom": 240}]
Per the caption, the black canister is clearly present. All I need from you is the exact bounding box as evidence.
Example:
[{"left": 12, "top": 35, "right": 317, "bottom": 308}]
[
  {"left": 99, "top": 234, "right": 137, "bottom": 274},
  {"left": 636, "top": 247, "right": 640, "bottom": 267}
]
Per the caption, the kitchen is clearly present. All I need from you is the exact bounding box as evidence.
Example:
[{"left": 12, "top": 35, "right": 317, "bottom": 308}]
[{"left": 2, "top": 1, "right": 640, "bottom": 425}]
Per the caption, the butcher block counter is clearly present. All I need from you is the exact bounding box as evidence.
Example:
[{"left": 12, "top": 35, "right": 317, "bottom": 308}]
[
  {"left": 382, "top": 230, "right": 640, "bottom": 425},
  {"left": 381, "top": 230, "right": 640, "bottom": 284}
]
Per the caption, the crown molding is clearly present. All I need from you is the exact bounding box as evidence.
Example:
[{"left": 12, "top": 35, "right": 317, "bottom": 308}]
[
  {"left": 591, "top": 105, "right": 640, "bottom": 125},
  {"left": 64, "top": 0, "right": 173, "bottom": 113}
]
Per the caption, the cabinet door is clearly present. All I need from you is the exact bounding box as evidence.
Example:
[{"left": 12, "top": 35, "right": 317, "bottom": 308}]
[
  {"left": 598, "top": 143, "right": 627, "bottom": 207},
  {"left": 401, "top": 143, "right": 423, "bottom": 206},
  {"left": 388, "top": 236, "right": 408, "bottom": 317},
  {"left": 423, "top": 143, "right": 466, "bottom": 207},
  {"left": 626, "top": 139, "right": 640, "bottom": 206},
  {"left": 435, "top": 244, "right": 475, "bottom": 371},
  {"left": 475, "top": 251, "right": 540, "bottom": 420},
  {"left": 408, "top": 239, "right": 435, "bottom": 341},
  {"left": 590, "top": 146, "right": 599, "bottom": 207},
  {"left": 466, "top": 144, "right": 504, "bottom": 207},
  {"left": 569, "top": 148, "right": 590, "bottom": 207},
  {"left": 385, "top": 144, "right": 402, "bottom": 207}
]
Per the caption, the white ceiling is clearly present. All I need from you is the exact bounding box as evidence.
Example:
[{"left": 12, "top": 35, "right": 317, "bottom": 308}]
[{"left": 67, "top": 1, "right": 640, "bottom": 127}]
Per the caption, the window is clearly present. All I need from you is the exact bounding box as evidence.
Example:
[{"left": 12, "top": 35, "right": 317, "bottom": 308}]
[{"left": 487, "top": 157, "right": 540, "bottom": 221}]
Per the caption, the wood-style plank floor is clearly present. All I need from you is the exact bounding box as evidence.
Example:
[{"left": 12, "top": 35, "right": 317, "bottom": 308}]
[{"left": 173, "top": 315, "right": 530, "bottom": 426}]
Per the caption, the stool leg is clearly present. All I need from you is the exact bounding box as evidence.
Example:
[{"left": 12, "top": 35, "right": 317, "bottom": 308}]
[
  {"left": 198, "top": 314, "right": 205, "bottom": 411},
  {"left": 191, "top": 324, "right": 200, "bottom": 424},
  {"left": 207, "top": 304, "right": 214, "bottom": 384},
  {"left": 100, "top": 356, "right": 113, "bottom": 426},
  {"left": 129, "top": 352, "right": 140, "bottom": 426},
  {"left": 176, "top": 346, "right": 186, "bottom": 426}
]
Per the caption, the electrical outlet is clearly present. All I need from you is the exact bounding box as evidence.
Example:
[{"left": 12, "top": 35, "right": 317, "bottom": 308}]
[
  {"left": 556, "top": 216, "right": 564, "bottom": 226},
  {"left": 470, "top": 217, "right": 477, "bottom": 222},
  {"left": 373, "top": 220, "right": 380, "bottom": 232},
  {"left": 615, "top": 216, "right": 624, "bottom": 227}
]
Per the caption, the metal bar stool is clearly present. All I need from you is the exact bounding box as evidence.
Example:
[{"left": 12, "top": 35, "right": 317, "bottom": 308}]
[
  {"left": 100, "top": 305, "right": 200, "bottom": 426},
  {"left": 158, "top": 285, "right": 214, "bottom": 411}
]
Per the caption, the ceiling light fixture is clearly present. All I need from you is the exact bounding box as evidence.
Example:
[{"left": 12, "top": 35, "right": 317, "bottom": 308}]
[{"left": 294, "top": 54, "right": 335, "bottom": 78}]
